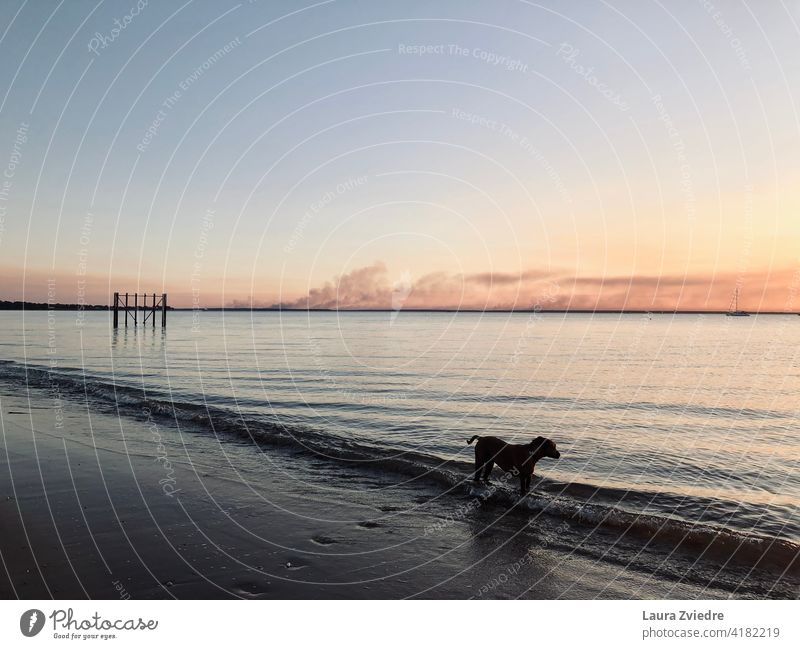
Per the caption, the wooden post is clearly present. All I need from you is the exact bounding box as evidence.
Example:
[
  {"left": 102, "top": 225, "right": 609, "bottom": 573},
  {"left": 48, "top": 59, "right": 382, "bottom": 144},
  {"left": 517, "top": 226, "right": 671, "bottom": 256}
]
[{"left": 115, "top": 291, "right": 166, "bottom": 328}]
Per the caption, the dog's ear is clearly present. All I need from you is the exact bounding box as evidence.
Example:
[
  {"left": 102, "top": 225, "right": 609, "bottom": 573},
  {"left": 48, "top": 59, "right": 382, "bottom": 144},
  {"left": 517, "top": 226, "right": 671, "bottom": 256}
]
[{"left": 529, "top": 436, "right": 545, "bottom": 450}]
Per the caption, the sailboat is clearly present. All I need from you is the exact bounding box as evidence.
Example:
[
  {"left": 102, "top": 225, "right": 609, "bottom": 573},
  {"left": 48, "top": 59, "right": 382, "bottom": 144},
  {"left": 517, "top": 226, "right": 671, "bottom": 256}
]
[{"left": 726, "top": 287, "right": 749, "bottom": 316}]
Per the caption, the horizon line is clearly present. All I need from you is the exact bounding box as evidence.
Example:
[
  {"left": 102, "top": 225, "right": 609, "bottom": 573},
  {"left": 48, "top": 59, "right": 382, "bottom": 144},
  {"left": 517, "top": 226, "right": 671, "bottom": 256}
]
[{"left": 2, "top": 301, "right": 799, "bottom": 316}]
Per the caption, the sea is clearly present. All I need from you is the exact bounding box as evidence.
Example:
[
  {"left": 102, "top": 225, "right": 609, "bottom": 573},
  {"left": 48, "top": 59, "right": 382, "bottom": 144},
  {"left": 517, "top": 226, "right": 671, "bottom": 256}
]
[{"left": 1, "top": 310, "right": 798, "bottom": 597}]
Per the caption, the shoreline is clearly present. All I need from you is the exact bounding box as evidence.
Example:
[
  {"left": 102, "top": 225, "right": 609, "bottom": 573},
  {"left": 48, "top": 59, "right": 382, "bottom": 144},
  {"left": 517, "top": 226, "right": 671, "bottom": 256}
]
[{"left": 0, "top": 384, "right": 747, "bottom": 600}]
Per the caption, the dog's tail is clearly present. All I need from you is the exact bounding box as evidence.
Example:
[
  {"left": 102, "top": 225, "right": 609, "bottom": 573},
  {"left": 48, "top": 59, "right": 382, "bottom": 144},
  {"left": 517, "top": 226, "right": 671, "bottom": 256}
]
[{"left": 467, "top": 435, "right": 480, "bottom": 445}]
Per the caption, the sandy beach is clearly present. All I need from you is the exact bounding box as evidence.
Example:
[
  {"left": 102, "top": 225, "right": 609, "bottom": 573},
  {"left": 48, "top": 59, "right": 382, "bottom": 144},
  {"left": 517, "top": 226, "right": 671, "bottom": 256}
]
[{"left": 0, "top": 382, "right": 744, "bottom": 600}]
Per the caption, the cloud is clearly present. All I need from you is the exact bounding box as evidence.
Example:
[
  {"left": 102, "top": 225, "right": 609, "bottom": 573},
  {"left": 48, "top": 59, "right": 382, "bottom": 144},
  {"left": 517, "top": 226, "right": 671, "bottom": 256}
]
[
  {"left": 272, "top": 264, "right": 563, "bottom": 310},
  {"left": 271, "top": 262, "right": 800, "bottom": 312},
  {"left": 274, "top": 262, "right": 393, "bottom": 309}
]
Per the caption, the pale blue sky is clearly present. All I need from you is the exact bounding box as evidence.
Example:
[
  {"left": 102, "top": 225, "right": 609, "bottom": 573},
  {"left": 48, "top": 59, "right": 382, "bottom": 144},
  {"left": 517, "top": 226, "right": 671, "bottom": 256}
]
[{"left": 1, "top": 0, "right": 798, "bottom": 308}]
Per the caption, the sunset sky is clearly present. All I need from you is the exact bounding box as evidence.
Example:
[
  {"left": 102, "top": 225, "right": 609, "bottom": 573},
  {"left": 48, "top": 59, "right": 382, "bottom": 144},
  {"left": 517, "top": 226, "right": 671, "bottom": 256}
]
[{"left": 1, "top": 0, "right": 799, "bottom": 311}]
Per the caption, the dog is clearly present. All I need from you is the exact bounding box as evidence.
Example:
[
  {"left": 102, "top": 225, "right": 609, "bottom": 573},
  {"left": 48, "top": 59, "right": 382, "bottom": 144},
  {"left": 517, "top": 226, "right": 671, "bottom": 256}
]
[{"left": 467, "top": 435, "right": 560, "bottom": 496}]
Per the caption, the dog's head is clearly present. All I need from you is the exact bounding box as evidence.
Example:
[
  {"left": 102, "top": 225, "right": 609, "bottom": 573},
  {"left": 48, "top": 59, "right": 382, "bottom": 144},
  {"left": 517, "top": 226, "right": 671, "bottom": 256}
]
[{"left": 529, "top": 436, "right": 560, "bottom": 460}]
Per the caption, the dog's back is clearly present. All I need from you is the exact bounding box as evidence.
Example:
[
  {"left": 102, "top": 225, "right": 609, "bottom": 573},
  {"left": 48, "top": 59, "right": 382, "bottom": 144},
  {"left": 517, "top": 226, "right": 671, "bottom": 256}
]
[{"left": 467, "top": 435, "right": 518, "bottom": 473}]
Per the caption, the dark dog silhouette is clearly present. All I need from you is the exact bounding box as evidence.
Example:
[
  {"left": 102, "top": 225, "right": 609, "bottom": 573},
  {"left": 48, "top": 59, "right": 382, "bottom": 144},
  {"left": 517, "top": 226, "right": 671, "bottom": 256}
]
[{"left": 467, "top": 435, "right": 560, "bottom": 496}]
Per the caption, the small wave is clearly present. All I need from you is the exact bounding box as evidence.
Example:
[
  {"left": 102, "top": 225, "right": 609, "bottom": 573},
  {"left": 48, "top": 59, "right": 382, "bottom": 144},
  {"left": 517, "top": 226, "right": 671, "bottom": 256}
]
[
  {"left": 519, "top": 492, "right": 800, "bottom": 576},
  {"left": 449, "top": 391, "right": 793, "bottom": 421}
]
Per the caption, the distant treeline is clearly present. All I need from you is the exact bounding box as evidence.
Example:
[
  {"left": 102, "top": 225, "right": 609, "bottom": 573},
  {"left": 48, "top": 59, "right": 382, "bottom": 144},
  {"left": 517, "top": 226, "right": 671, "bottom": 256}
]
[
  {"left": 0, "top": 300, "right": 176, "bottom": 311},
  {"left": 0, "top": 300, "right": 109, "bottom": 310}
]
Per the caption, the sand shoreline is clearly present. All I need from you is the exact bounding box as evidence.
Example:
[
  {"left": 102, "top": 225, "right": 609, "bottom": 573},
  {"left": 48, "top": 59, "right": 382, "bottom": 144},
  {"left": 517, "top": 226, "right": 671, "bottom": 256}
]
[{"left": 0, "top": 384, "right": 758, "bottom": 599}]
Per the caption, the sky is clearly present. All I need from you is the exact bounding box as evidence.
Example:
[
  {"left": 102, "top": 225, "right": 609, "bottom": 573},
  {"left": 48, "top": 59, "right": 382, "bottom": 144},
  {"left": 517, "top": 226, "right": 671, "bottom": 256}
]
[{"left": 0, "top": 0, "right": 799, "bottom": 311}]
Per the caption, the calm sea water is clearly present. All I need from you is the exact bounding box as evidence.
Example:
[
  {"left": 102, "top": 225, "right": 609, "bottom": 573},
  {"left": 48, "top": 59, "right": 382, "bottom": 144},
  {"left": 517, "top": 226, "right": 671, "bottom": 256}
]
[{"left": 1, "top": 310, "right": 799, "bottom": 585}]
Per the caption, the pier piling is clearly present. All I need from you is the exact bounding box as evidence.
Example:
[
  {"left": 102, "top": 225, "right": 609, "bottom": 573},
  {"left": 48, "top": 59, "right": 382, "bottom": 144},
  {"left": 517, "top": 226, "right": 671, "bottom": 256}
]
[{"left": 112, "top": 292, "right": 168, "bottom": 328}]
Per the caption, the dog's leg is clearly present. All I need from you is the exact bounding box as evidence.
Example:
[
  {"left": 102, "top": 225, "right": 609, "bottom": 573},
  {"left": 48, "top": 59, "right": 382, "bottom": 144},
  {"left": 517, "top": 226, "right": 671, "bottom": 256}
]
[
  {"left": 473, "top": 450, "right": 484, "bottom": 482},
  {"left": 520, "top": 473, "right": 533, "bottom": 496},
  {"left": 482, "top": 461, "right": 494, "bottom": 484}
]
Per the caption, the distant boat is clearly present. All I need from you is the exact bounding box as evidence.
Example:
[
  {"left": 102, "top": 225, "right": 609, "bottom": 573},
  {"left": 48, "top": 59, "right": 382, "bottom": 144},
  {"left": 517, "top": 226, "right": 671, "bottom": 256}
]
[{"left": 726, "top": 287, "right": 750, "bottom": 317}]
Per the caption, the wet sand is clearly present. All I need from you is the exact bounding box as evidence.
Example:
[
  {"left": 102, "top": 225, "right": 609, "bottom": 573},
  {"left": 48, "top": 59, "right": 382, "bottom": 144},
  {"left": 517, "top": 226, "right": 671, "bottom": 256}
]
[{"left": 0, "top": 387, "right": 733, "bottom": 599}]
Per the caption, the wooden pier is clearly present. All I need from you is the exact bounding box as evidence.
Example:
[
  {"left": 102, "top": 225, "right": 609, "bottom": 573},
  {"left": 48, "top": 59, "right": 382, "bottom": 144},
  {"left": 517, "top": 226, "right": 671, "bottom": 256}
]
[{"left": 112, "top": 292, "right": 167, "bottom": 328}]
